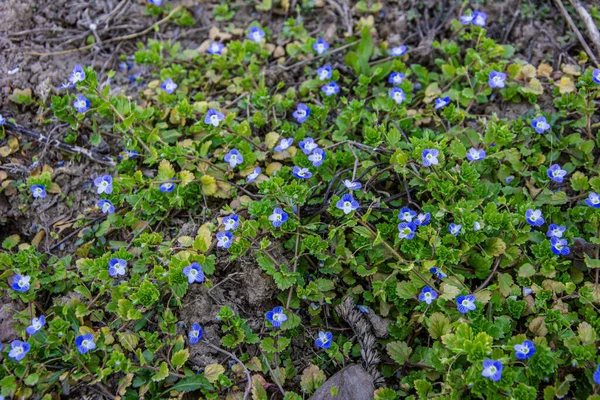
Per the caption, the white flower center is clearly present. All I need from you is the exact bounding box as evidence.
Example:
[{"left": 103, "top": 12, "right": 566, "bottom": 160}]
[
  {"left": 82, "top": 340, "right": 91, "bottom": 348},
  {"left": 488, "top": 366, "right": 497, "bottom": 374},
  {"left": 462, "top": 299, "right": 470, "bottom": 306}
]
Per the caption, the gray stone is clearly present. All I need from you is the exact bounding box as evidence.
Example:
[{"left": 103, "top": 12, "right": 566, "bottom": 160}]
[{"left": 309, "top": 364, "right": 374, "bottom": 400}]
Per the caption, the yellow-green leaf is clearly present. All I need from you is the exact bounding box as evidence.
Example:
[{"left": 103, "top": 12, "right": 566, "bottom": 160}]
[
  {"left": 180, "top": 170, "right": 195, "bottom": 187},
  {"left": 201, "top": 175, "right": 217, "bottom": 196},
  {"left": 151, "top": 362, "right": 169, "bottom": 382},
  {"left": 204, "top": 363, "right": 225, "bottom": 383},
  {"left": 157, "top": 159, "right": 175, "bottom": 181},
  {"left": 171, "top": 349, "right": 189, "bottom": 370}
]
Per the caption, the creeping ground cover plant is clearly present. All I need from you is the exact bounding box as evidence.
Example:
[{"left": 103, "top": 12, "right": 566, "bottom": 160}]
[{"left": 3, "top": 1, "right": 600, "bottom": 399}]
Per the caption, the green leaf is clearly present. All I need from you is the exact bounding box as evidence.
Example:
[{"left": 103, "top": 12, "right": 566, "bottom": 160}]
[
  {"left": 2, "top": 234, "right": 20, "bottom": 250},
  {"left": 585, "top": 254, "right": 600, "bottom": 269},
  {"left": 518, "top": 263, "right": 536, "bottom": 278},
  {"left": 386, "top": 341, "right": 412, "bottom": 365},
  {"left": 427, "top": 312, "right": 451, "bottom": 339},
  {"left": 171, "top": 349, "right": 189, "bottom": 370},
  {"left": 151, "top": 362, "right": 169, "bottom": 382},
  {"left": 570, "top": 171, "right": 589, "bottom": 191},
  {"left": 166, "top": 375, "right": 213, "bottom": 393},
  {"left": 300, "top": 364, "right": 326, "bottom": 394}
]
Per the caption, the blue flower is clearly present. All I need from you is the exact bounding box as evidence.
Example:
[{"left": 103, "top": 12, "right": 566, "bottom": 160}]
[
  {"left": 356, "top": 305, "right": 369, "bottom": 313},
  {"left": 593, "top": 69, "right": 600, "bottom": 84},
  {"left": 456, "top": 294, "right": 476, "bottom": 314},
  {"left": 98, "top": 199, "right": 115, "bottom": 214},
  {"left": 108, "top": 258, "right": 127, "bottom": 277},
  {"left": 275, "top": 137, "right": 294, "bottom": 152},
  {"left": 523, "top": 287, "right": 533, "bottom": 296},
  {"left": 248, "top": 26, "right": 265, "bottom": 43},
  {"left": 26, "top": 315, "right": 46, "bottom": 335},
  {"left": 336, "top": 193, "right": 359, "bottom": 215},
  {"left": 586, "top": 192, "right": 600, "bottom": 208},
  {"left": 8, "top": 340, "right": 30, "bottom": 361},
  {"left": 448, "top": 223, "right": 462, "bottom": 236},
  {"left": 430, "top": 267, "right": 447, "bottom": 280},
  {"left": 313, "top": 38, "right": 329, "bottom": 55},
  {"left": 488, "top": 71, "right": 506, "bottom": 89},
  {"left": 481, "top": 359, "right": 503, "bottom": 382},
  {"left": 531, "top": 116, "right": 550, "bottom": 134},
  {"left": 94, "top": 175, "right": 113, "bottom": 195},
  {"left": 398, "top": 207, "right": 417, "bottom": 222},
  {"left": 315, "top": 331, "right": 333, "bottom": 349},
  {"left": 247, "top": 167, "right": 261, "bottom": 183},
  {"left": 159, "top": 181, "right": 175, "bottom": 192},
  {"left": 269, "top": 207, "right": 288, "bottom": 228},
  {"left": 266, "top": 307, "right": 288, "bottom": 328},
  {"left": 321, "top": 82, "right": 340, "bottom": 97},
  {"left": 57, "top": 81, "right": 76, "bottom": 90},
  {"left": 183, "top": 263, "right": 205, "bottom": 284},
  {"left": 550, "top": 237, "right": 570, "bottom": 256},
  {"left": 460, "top": 12, "right": 475, "bottom": 24},
  {"left": 388, "top": 72, "right": 405, "bottom": 85},
  {"left": 525, "top": 209, "right": 544, "bottom": 226},
  {"left": 514, "top": 340, "right": 535, "bottom": 360},
  {"left": 317, "top": 66, "right": 332, "bottom": 81},
  {"left": 75, "top": 334, "right": 96, "bottom": 354},
  {"left": 473, "top": 221, "right": 482, "bottom": 231},
  {"left": 119, "top": 150, "right": 139, "bottom": 160},
  {"left": 222, "top": 214, "right": 239, "bottom": 231},
  {"left": 69, "top": 65, "right": 86, "bottom": 85},
  {"left": 547, "top": 224, "right": 566, "bottom": 238},
  {"left": 11, "top": 274, "right": 31, "bottom": 292},
  {"left": 418, "top": 286, "right": 438, "bottom": 304},
  {"left": 473, "top": 11, "right": 487, "bottom": 26},
  {"left": 148, "top": 0, "right": 162, "bottom": 5},
  {"left": 434, "top": 97, "right": 450, "bottom": 109},
  {"left": 292, "top": 166, "right": 312, "bottom": 179},
  {"left": 594, "top": 364, "right": 600, "bottom": 384},
  {"left": 308, "top": 148, "right": 326, "bottom": 167},
  {"left": 546, "top": 164, "right": 567, "bottom": 183},
  {"left": 188, "top": 324, "right": 203, "bottom": 344},
  {"left": 207, "top": 42, "right": 224, "bottom": 55},
  {"left": 205, "top": 108, "right": 224, "bottom": 127},
  {"left": 224, "top": 149, "right": 244, "bottom": 168},
  {"left": 389, "top": 87, "right": 406, "bottom": 104},
  {"left": 422, "top": 148, "right": 439, "bottom": 166},
  {"left": 397, "top": 222, "right": 417, "bottom": 239},
  {"left": 293, "top": 103, "right": 310, "bottom": 123},
  {"left": 299, "top": 138, "right": 319, "bottom": 154},
  {"left": 160, "top": 78, "right": 178, "bottom": 94},
  {"left": 343, "top": 180, "right": 362, "bottom": 190},
  {"left": 466, "top": 148, "right": 486, "bottom": 161},
  {"left": 217, "top": 231, "right": 233, "bottom": 249},
  {"left": 30, "top": 185, "right": 46, "bottom": 199},
  {"left": 390, "top": 45, "right": 407, "bottom": 56},
  {"left": 0, "top": 114, "right": 5, "bottom": 125},
  {"left": 73, "top": 94, "right": 90, "bottom": 113},
  {"left": 505, "top": 176, "right": 515, "bottom": 183},
  {"left": 415, "top": 212, "right": 431, "bottom": 226}
]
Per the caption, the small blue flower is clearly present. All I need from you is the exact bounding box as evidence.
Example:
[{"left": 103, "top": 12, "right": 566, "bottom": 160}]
[
  {"left": 188, "top": 324, "right": 203, "bottom": 344},
  {"left": 343, "top": 180, "right": 362, "bottom": 190},
  {"left": 547, "top": 164, "right": 567, "bottom": 183},
  {"left": 415, "top": 212, "right": 431, "bottom": 226},
  {"left": 505, "top": 176, "right": 515, "bottom": 183},
  {"left": 292, "top": 166, "right": 312, "bottom": 179},
  {"left": 0, "top": 114, "right": 5, "bottom": 125},
  {"left": 550, "top": 237, "right": 570, "bottom": 256},
  {"left": 460, "top": 12, "right": 475, "bottom": 24},
  {"left": 69, "top": 65, "right": 86, "bottom": 85},
  {"left": 205, "top": 108, "right": 224, "bottom": 127},
  {"left": 222, "top": 214, "right": 239, "bottom": 231},
  {"left": 481, "top": 359, "right": 503, "bottom": 382},
  {"left": 593, "top": 69, "right": 600, "bottom": 84},
  {"left": 108, "top": 258, "right": 127, "bottom": 277},
  {"left": 26, "top": 315, "right": 46, "bottom": 335},
  {"left": 247, "top": 167, "right": 261, "bottom": 183},
  {"left": 98, "top": 199, "right": 115, "bottom": 214},
  {"left": 448, "top": 223, "right": 462, "bottom": 236},
  {"left": 594, "top": 364, "right": 600, "bottom": 384},
  {"left": 317, "top": 66, "right": 332, "bottom": 80},
  {"left": 275, "top": 137, "right": 294, "bottom": 152},
  {"left": 523, "top": 287, "right": 533, "bottom": 296},
  {"left": 525, "top": 209, "right": 544, "bottom": 226},
  {"left": 488, "top": 71, "right": 506, "bottom": 89},
  {"left": 356, "top": 305, "right": 369, "bottom": 313},
  {"left": 388, "top": 72, "right": 406, "bottom": 85},
  {"left": 586, "top": 192, "right": 600, "bottom": 208},
  {"left": 514, "top": 340, "right": 535, "bottom": 360},
  {"left": 390, "top": 45, "right": 407, "bottom": 57},
  {"left": 398, "top": 222, "right": 417, "bottom": 239},
  {"left": 57, "top": 81, "right": 76, "bottom": 90},
  {"left": 321, "top": 82, "right": 340, "bottom": 97},
  {"left": 160, "top": 78, "right": 178, "bottom": 94},
  {"left": 217, "top": 231, "right": 233, "bottom": 249},
  {"left": 473, "top": 11, "right": 487, "bottom": 26},
  {"left": 269, "top": 207, "right": 288, "bottom": 228},
  {"left": 299, "top": 138, "right": 319, "bottom": 154},
  {"left": 224, "top": 149, "right": 244, "bottom": 168},
  {"left": 8, "top": 340, "right": 30, "bottom": 361},
  {"left": 73, "top": 94, "right": 90, "bottom": 113},
  {"left": 11, "top": 274, "right": 31, "bottom": 292},
  {"left": 456, "top": 294, "right": 476, "bottom": 314},
  {"left": 398, "top": 207, "right": 417, "bottom": 222},
  {"left": 466, "top": 148, "right": 486, "bottom": 161},
  {"left": 313, "top": 38, "right": 329, "bottom": 55},
  {"left": 148, "top": 0, "right": 162, "bottom": 5},
  {"left": 531, "top": 116, "right": 551, "bottom": 134},
  {"left": 94, "top": 175, "right": 113, "bottom": 195},
  {"left": 308, "top": 148, "right": 326, "bottom": 167},
  {"left": 430, "top": 267, "right": 447, "bottom": 280},
  {"left": 418, "top": 286, "right": 438, "bottom": 304},
  {"left": 248, "top": 26, "right": 265, "bottom": 43},
  {"left": 293, "top": 103, "right": 310, "bottom": 123},
  {"left": 266, "top": 307, "right": 288, "bottom": 328},
  {"left": 120, "top": 150, "right": 139, "bottom": 160},
  {"left": 422, "top": 148, "right": 439, "bottom": 167},
  {"left": 207, "top": 42, "right": 224, "bottom": 55},
  {"left": 183, "top": 263, "right": 205, "bottom": 284},
  {"left": 76, "top": 334, "right": 96, "bottom": 354},
  {"left": 434, "top": 97, "right": 450, "bottom": 109},
  {"left": 30, "top": 185, "right": 46, "bottom": 199},
  {"left": 336, "top": 193, "right": 359, "bottom": 215},
  {"left": 315, "top": 331, "right": 333, "bottom": 349},
  {"left": 389, "top": 87, "right": 406, "bottom": 104},
  {"left": 159, "top": 181, "right": 175, "bottom": 193},
  {"left": 473, "top": 221, "right": 482, "bottom": 231},
  {"left": 547, "top": 224, "right": 566, "bottom": 238}
]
